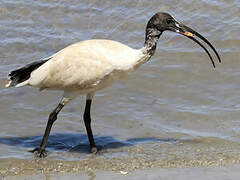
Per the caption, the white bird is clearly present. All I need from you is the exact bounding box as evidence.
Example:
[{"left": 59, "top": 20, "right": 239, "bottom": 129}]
[{"left": 5, "top": 12, "right": 221, "bottom": 158}]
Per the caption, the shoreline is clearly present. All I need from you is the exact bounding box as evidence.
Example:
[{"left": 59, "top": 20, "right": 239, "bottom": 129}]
[
  {"left": 2, "top": 137, "right": 240, "bottom": 177},
  {"left": 2, "top": 165, "right": 240, "bottom": 180},
  {"left": 1, "top": 154, "right": 240, "bottom": 177}
]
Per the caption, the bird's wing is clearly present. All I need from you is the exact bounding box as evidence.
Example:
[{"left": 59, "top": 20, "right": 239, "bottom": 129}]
[{"left": 28, "top": 40, "right": 141, "bottom": 91}]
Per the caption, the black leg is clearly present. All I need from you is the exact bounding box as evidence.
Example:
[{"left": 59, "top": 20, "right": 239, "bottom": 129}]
[
  {"left": 83, "top": 99, "right": 97, "bottom": 153},
  {"left": 30, "top": 103, "right": 64, "bottom": 157}
]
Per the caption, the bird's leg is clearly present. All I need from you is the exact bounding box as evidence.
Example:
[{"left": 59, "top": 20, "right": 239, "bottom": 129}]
[
  {"left": 30, "top": 98, "right": 68, "bottom": 158},
  {"left": 83, "top": 98, "right": 97, "bottom": 153}
]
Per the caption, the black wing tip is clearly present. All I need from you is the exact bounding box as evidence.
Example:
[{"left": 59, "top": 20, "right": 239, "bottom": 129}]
[{"left": 7, "top": 58, "right": 50, "bottom": 87}]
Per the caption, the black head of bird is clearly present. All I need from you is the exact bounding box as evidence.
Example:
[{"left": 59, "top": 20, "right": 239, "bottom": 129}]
[{"left": 144, "top": 12, "right": 221, "bottom": 67}]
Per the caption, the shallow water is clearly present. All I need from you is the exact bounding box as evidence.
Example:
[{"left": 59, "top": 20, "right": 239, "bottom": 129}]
[{"left": 0, "top": 0, "right": 240, "bottom": 177}]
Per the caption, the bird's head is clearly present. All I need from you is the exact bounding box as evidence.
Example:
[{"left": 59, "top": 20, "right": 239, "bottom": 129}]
[{"left": 146, "top": 12, "right": 221, "bottom": 67}]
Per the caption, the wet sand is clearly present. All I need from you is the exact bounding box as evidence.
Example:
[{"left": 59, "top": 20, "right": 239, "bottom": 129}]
[
  {"left": 1, "top": 137, "right": 240, "bottom": 178},
  {"left": 2, "top": 165, "right": 240, "bottom": 180}
]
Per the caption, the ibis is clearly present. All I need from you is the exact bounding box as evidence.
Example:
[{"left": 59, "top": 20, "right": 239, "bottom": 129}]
[{"left": 5, "top": 12, "right": 221, "bottom": 157}]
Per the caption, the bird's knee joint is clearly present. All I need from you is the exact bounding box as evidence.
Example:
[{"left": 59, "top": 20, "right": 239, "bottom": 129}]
[{"left": 49, "top": 112, "right": 57, "bottom": 122}]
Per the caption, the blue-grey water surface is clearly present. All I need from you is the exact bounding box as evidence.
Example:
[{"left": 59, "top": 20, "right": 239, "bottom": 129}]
[{"left": 0, "top": 0, "right": 240, "bottom": 176}]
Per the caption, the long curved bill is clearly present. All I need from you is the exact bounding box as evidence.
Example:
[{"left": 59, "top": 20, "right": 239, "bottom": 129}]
[{"left": 171, "top": 21, "right": 221, "bottom": 68}]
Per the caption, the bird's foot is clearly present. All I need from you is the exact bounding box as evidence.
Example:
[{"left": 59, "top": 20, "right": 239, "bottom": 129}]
[
  {"left": 91, "top": 147, "right": 98, "bottom": 154},
  {"left": 29, "top": 147, "right": 48, "bottom": 158}
]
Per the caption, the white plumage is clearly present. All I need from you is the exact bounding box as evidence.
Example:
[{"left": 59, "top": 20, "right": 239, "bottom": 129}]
[{"left": 29, "top": 40, "right": 148, "bottom": 94}]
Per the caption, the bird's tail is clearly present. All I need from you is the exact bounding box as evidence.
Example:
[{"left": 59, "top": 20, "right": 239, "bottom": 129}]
[{"left": 5, "top": 58, "right": 50, "bottom": 88}]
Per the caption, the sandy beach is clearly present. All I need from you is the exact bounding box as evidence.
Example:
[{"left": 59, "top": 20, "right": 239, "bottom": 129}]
[{"left": 2, "top": 165, "right": 240, "bottom": 180}]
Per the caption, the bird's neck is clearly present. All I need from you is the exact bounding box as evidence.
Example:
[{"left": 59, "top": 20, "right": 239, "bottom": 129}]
[{"left": 143, "top": 28, "right": 162, "bottom": 56}]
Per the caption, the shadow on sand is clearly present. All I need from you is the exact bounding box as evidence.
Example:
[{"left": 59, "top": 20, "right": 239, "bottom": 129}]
[{"left": 0, "top": 133, "right": 177, "bottom": 154}]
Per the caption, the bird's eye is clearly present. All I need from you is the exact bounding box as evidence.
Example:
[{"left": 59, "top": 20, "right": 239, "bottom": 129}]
[{"left": 166, "top": 19, "right": 172, "bottom": 24}]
